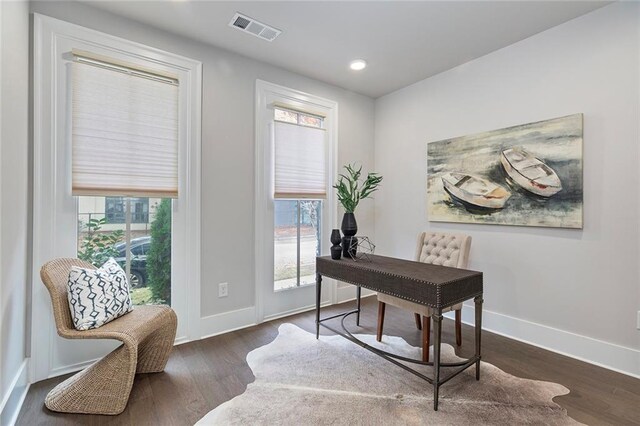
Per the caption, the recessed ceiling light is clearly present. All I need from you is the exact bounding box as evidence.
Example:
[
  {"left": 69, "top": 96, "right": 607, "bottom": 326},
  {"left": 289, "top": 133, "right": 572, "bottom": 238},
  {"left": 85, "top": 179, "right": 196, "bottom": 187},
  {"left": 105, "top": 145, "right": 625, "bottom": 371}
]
[{"left": 349, "top": 59, "right": 367, "bottom": 71}]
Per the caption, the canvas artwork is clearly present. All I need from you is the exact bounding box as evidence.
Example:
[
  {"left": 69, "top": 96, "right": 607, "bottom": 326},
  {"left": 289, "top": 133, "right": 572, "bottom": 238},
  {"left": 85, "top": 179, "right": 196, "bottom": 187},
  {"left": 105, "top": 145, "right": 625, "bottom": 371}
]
[{"left": 426, "top": 114, "right": 583, "bottom": 228}]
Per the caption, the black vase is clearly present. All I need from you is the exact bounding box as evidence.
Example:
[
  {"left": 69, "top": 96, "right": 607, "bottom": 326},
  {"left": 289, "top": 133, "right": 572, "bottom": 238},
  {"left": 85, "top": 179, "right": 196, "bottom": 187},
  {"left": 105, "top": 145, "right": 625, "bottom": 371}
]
[
  {"left": 330, "top": 229, "right": 342, "bottom": 260},
  {"left": 342, "top": 236, "right": 358, "bottom": 258},
  {"left": 341, "top": 213, "right": 358, "bottom": 237},
  {"left": 341, "top": 213, "right": 358, "bottom": 258},
  {"left": 330, "top": 229, "right": 342, "bottom": 246},
  {"left": 330, "top": 245, "right": 343, "bottom": 260}
]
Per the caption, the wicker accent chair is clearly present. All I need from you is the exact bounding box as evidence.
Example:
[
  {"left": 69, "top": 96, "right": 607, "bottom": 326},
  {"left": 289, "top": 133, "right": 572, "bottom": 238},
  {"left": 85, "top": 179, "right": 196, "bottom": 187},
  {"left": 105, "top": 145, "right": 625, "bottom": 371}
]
[
  {"left": 40, "top": 258, "right": 177, "bottom": 415},
  {"left": 376, "top": 232, "right": 471, "bottom": 362}
]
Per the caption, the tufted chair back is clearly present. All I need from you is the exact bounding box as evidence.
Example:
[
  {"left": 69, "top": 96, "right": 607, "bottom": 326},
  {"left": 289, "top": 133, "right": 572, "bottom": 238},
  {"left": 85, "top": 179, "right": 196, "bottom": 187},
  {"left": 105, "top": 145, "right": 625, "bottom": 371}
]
[{"left": 414, "top": 232, "right": 471, "bottom": 269}]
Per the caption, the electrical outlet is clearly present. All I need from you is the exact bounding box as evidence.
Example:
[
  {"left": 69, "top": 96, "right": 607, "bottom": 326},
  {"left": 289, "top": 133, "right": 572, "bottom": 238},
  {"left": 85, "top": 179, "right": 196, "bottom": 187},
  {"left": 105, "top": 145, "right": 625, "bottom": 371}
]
[
  {"left": 218, "top": 282, "right": 228, "bottom": 298},
  {"left": 637, "top": 311, "right": 640, "bottom": 330}
]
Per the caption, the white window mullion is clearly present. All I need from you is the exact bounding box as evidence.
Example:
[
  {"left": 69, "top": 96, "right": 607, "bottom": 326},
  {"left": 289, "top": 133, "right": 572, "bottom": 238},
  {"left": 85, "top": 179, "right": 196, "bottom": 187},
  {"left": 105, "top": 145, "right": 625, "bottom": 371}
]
[{"left": 296, "top": 200, "right": 301, "bottom": 286}]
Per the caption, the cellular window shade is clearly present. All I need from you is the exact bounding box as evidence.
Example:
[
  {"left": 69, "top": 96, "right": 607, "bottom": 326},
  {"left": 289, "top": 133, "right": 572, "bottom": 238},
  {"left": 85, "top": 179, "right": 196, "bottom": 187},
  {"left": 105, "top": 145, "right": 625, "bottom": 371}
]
[
  {"left": 72, "top": 61, "right": 179, "bottom": 198},
  {"left": 274, "top": 121, "right": 326, "bottom": 199}
]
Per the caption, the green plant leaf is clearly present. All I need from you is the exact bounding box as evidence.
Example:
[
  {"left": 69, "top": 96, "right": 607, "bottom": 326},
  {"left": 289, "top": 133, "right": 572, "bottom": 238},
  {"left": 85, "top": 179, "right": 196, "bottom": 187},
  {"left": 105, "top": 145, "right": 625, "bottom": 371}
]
[{"left": 333, "top": 163, "right": 382, "bottom": 213}]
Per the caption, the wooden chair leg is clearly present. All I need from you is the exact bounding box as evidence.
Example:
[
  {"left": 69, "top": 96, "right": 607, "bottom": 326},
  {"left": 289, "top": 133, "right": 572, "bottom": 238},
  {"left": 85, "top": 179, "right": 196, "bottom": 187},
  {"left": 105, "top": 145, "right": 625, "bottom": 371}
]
[
  {"left": 455, "top": 309, "right": 462, "bottom": 346},
  {"left": 376, "top": 301, "right": 386, "bottom": 342},
  {"left": 422, "top": 315, "right": 431, "bottom": 362},
  {"left": 414, "top": 313, "right": 422, "bottom": 330}
]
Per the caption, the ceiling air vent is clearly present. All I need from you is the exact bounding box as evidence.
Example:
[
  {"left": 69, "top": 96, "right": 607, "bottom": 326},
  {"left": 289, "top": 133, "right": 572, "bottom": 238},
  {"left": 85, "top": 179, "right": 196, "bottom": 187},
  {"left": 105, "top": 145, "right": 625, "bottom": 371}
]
[{"left": 229, "top": 13, "right": 282, "bottom": 42}]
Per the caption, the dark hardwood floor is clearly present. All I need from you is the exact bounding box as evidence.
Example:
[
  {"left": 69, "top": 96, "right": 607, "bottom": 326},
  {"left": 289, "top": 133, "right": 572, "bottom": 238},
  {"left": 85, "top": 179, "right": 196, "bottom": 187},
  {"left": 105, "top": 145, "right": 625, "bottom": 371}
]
[{"left": 17, "top": 296, "right": 640, "bottom": 425}]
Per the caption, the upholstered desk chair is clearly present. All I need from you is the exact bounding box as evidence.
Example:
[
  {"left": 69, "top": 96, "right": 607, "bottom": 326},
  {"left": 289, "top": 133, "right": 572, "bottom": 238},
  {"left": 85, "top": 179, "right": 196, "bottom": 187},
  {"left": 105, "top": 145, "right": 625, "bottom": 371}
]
[
  {"left": 376, "top": 232, "right": 471, "bottom": 362},
  {"left": 40, "top": 258, "right": 177, "bottom": 415}
]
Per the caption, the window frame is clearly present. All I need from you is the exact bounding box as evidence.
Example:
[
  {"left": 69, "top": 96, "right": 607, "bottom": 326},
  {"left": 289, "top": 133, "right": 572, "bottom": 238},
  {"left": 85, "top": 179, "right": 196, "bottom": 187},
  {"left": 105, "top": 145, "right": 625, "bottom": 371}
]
[
  {"left": 255, "top": 80, "right": 338, "bottom": 323},
  {"left": 32, "top": 14, "right": 202, "bottom": 382}
]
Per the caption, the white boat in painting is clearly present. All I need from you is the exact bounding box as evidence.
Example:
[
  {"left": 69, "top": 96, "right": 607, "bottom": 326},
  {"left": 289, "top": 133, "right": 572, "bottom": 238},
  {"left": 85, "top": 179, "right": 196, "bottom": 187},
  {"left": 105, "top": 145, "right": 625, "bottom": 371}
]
[
  {"left": 500, "top": 148, "right": 562, "bottom": 197},
  {"left": 441, "top": 172, "right": 511, "bottom": 210}
]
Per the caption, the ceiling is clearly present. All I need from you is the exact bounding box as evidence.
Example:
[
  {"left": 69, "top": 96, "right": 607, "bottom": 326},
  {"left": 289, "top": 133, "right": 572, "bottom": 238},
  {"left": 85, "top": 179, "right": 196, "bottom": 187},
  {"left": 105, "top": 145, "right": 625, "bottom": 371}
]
[{"left": 80, "top": 1, "right": 610, "bottom": 98}]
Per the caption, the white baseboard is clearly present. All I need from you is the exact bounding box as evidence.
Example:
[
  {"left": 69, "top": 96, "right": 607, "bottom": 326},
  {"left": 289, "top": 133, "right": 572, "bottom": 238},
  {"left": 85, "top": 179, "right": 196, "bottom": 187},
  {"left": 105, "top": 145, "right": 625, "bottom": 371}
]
[
  {"left": 0, "top": 359, "right": 30, "bottom": 426},
  {"left": 199, "top": 290, "right": 378, "bottom": 341},
  {"left": 174, "top": 336, "right": 190, "bottom": 345},
  {"left": 200, "top": 306, "right": 257, "bottom": 340},
  {"left": 49, "top": 357, "right": 100, "bottom": 379},
  {"left": 336, "top": 285, "right": 375, "bottom": 303},
  {"left": 263, "top": 301, "right": 331, "bottom": 322},
  {"left": 451, "top": 305, "right": 640, "bottom": 379}
]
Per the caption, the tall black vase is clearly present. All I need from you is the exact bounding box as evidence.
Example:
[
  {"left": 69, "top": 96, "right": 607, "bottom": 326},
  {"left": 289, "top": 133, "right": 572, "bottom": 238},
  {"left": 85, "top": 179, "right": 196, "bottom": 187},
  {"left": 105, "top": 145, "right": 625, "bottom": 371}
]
[
  {"left": 341, "top": 213, "right": 358, "bottom": 236},
  {"left": 341, "top": 213, "right": 358, "bottom": 258},
  {"left": 330, "top": 229, "right": 342, "bottom": 260}
]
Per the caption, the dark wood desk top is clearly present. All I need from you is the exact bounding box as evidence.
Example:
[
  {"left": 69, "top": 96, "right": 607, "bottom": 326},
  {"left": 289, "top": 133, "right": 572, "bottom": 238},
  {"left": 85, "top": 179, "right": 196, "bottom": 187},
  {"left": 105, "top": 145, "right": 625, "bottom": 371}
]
[{"left": 316, "top": 254, "right": 483, "bottom": 309}]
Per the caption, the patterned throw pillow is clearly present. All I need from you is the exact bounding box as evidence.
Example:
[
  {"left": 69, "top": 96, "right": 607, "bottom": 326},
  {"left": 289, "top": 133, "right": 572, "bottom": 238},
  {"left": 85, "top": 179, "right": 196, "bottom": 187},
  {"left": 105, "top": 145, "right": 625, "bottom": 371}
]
[{"left": 67, "top": 258, "right": 133, "bottom": 330}]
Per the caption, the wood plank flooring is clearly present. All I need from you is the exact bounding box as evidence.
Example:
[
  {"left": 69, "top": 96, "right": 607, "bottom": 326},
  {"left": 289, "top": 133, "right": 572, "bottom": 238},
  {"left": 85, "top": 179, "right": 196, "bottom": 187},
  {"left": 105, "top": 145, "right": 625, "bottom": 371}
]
[{"left": 17, "top": 297, "right": 640, "bottom": 425}]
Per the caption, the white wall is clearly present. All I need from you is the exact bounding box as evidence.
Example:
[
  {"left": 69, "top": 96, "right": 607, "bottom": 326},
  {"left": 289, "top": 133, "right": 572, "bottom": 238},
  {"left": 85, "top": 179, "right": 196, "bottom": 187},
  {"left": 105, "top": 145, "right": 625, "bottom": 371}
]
[
  {"left": 374, "top": 2, "right": 640, "bottom": 375},
  {"left": 0, "top": 0, "right": 30, "bottom": 423},
  {"left": 28, "top": 2, "right": 375, "bottom": 321}
]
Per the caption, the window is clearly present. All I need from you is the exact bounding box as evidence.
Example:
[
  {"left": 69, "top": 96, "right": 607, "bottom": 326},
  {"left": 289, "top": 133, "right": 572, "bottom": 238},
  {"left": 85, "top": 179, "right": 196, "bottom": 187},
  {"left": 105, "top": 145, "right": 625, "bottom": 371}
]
[
  {"left": 71, "top": 55, "right": 179, "bottom": 198},
  {"left": 274, "top": 108, "right": 323, "bottom": 128},
  {"left": 131, "top": 242, "right": 148, "bottom": 256},
  {"left": 72, "top": 54, "right": 177, "bottom": 305},
  {"left": 273, "top": 108, "right": 325, "bottom": 290},
  {"left": 273, "top": 108, "right": 326, "bottom": 199},
  {"left": 255, "top": 80, "right": 336, "bottom": 321},
  {"left": 33, "top": 15, "right": 202, "bottom": 382},
  {"left": 77, "top": 196, "right": 171, "bottom": 304},
  {"left": 274, "top": 200, "right": 322, "bottom": 289},
  {"left": 105, "top": 197, "right": 150, "bottom": 223}
]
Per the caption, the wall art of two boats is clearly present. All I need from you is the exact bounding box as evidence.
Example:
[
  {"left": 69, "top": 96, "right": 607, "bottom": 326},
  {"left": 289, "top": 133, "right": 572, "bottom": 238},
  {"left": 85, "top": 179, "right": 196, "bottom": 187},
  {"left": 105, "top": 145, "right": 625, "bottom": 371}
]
[{"left": 441, "top": 147, "right": 562, "bottom": 213}]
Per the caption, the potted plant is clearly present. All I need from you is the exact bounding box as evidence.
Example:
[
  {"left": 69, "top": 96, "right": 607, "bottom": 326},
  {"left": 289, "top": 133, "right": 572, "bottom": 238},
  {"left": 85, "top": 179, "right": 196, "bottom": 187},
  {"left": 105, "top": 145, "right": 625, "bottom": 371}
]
[{"left": 333, "top": 164, "right": 383, "bottom": 256}]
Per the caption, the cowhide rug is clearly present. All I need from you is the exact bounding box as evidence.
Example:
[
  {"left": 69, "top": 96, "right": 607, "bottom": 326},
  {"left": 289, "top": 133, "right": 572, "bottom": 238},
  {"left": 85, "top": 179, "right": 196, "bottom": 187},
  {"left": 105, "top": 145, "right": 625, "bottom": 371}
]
[{"left": 197, "top": 323, "right": 581, "bottom": 425}]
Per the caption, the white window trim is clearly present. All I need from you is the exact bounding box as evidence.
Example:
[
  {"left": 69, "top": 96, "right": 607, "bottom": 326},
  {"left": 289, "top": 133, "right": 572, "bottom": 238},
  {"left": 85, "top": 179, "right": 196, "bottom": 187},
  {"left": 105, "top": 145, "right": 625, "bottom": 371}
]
[
  {"left": 32, "top": 14, "right": 202, "bottom": 382},
  {"left": 254, "top": 80, "right": 338, "bottom": 323}
]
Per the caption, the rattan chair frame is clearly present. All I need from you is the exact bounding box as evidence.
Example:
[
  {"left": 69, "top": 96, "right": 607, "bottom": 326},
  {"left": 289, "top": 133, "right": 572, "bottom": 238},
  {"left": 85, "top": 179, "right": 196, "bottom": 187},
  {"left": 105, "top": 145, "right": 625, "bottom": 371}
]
[{"left": 40, "top": 258, "right": 177, "bottom": 415}]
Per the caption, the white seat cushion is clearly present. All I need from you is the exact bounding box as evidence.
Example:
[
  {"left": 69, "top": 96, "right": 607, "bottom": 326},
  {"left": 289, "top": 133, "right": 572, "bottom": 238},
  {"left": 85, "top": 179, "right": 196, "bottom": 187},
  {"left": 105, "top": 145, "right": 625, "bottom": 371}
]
[{"left": 67, "top": 258, "right": 133, "bottom": 330}]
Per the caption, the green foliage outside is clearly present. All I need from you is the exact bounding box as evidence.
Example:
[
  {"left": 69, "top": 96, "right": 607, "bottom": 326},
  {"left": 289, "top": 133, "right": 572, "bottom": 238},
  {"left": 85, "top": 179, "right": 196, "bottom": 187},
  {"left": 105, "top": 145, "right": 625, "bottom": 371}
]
[
  {"left": 77, "top": 217, "right": 124, "bottom": 267},
  {"left": 130, "top": 287, "right": 153, "bottom": 305},
  {"left": 147, "top": 199, "right": 172, "bottom": 304},
  {"left": 333, "top": 163, "right": 383, "bottom": 213}
]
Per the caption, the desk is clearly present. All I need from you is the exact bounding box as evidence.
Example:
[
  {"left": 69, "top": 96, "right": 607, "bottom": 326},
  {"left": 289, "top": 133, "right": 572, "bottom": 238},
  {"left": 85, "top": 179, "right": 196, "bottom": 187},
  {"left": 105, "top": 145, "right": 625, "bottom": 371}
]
[{"left": 315, "top": 254, "right": 483, "bottom": 411}]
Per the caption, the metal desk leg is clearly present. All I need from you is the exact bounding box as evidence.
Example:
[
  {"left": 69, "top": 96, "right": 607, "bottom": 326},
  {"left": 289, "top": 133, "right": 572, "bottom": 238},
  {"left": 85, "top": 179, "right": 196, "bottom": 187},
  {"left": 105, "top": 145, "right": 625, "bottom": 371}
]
[
  {"left": 432, "top": 309, "right": 443, "bottom": 411},
  {"left": 475, "top": 295, "right": 483, "bottom": 380},
  {"left": 316, "top": 274, "right": 322, "bottom": 339},
  {"left": 356, "top": 286, "right": 362, "bottom": 326}
]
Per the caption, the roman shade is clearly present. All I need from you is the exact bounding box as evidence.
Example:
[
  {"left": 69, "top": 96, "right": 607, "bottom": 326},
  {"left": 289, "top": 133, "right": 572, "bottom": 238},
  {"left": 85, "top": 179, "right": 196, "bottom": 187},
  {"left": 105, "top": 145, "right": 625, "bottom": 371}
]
[
  {"left": 273, "top": 120, "right": 326, "bottom": 199},
  {"left": 71, "top": 59, "right": 179, "bottom": 198}
]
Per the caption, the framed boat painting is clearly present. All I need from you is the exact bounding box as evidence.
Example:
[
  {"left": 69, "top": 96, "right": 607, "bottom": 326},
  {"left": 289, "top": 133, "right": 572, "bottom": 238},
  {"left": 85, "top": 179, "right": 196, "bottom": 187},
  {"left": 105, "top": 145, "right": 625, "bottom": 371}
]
[{"left": 426, "top": 113, "right": 583, "bottom": 229}]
